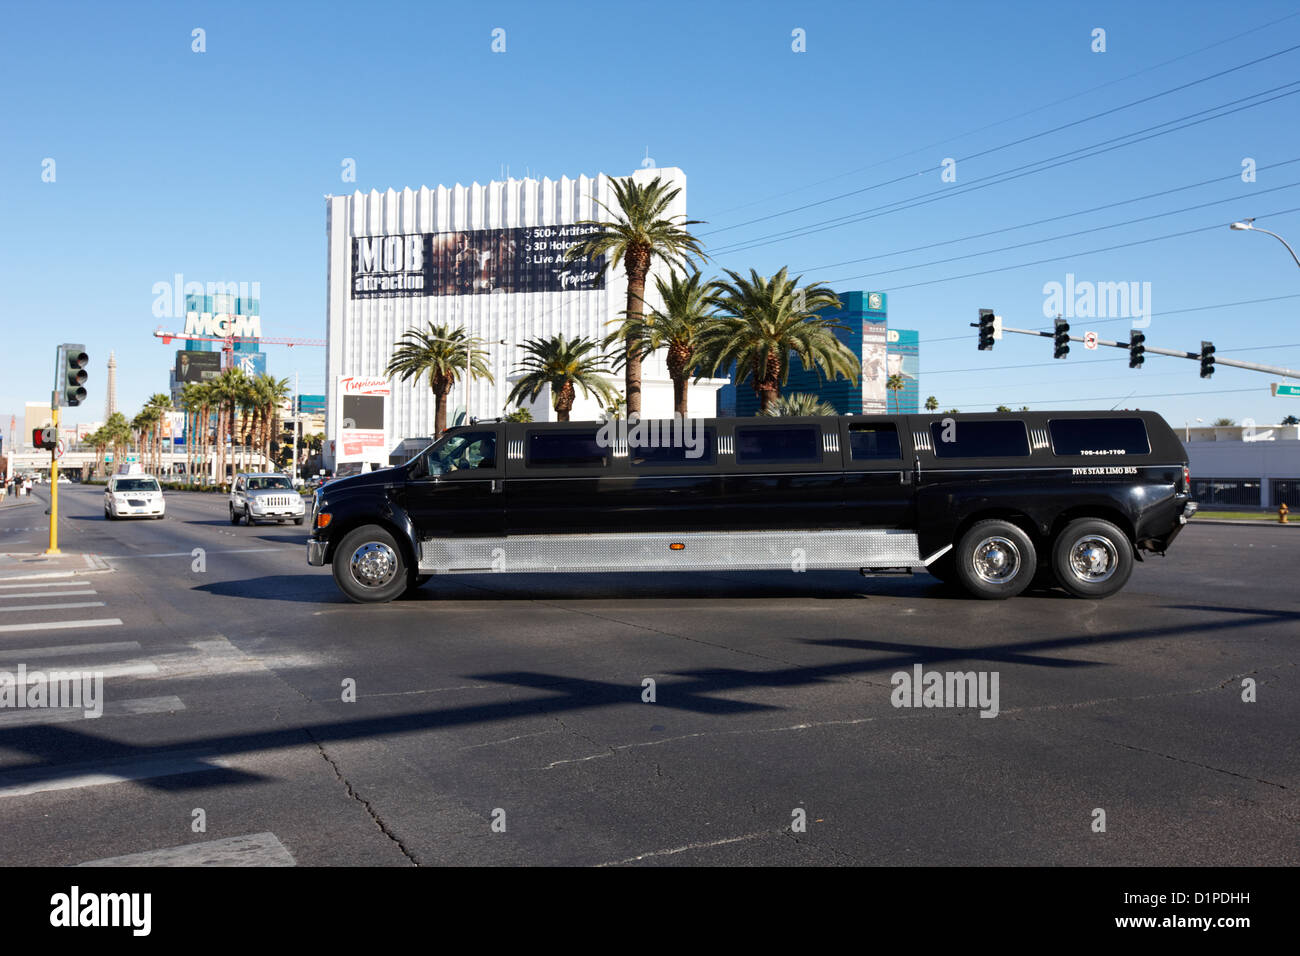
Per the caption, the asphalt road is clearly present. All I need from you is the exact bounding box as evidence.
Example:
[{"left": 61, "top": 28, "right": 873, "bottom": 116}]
[{"left": 0, "top": 484, "right": 1295, "bottom": 866}]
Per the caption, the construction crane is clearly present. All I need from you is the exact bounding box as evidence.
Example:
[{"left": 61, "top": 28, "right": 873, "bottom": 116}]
[{"left": 153, "top": 327, "right": 326, "bottom": 370}]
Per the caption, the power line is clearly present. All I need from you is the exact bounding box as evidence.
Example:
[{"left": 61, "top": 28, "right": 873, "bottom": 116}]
[
  {"left": 809, "top": 181, "right": 1300, "bottom": 283},
  {"left": 702, "top": 40, "right": 1300, "bottom": 236},
  {"left": 793, "top": 158, "right": 1300, "bottom": 274},
  {"left": 702, "top": 12, "right": 1300, "bottom": 221},
  {"left": 711, "top": 83, "right": 1300, "bottom": 256},
  {"left": 828, "top": 205, "right": 1300, "bottom": 292}
]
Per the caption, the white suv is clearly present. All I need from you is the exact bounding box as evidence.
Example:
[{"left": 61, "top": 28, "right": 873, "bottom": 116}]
[{"left": 230, "top": 473, "right": 305, "bottom": 526}]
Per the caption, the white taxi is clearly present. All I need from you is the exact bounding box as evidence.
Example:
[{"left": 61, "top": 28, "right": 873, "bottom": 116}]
[{"left": 104, "top": 472, "right": 166, "bottom": 520}]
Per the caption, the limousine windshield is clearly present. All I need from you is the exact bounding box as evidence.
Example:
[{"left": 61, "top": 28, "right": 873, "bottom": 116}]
[{"left": 307, "top": 411, "right": 1196, "bottom": 605}]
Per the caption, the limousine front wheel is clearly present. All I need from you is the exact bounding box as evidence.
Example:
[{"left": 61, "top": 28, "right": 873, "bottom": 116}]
[
  {"left": 954, "top": 520, "right": 1038, "bottom": 600},
  {"left": 332, "top": 525, "right": 409, "bottom": 603},
  {"left": 1052, "top": 518, "right": 1133, "bottom": 599}
]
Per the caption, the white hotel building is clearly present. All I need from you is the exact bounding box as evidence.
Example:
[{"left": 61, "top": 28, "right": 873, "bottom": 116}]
[{"left": 324, "top": 166, "right": 728, "bottom": 466}]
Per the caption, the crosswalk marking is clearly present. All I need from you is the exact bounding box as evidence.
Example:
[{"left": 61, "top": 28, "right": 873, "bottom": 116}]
[
  {"left": 77, "top": 832, "right": 295, "bottom": 867},
  {"left": 0, "top": 641, "right": 141, "bottom": 664},
  {"left": 0, "top": 619, "right": 123, "bottom": 634},
  {"left": 0, "top": 750, "right": 233, "bottom": 798},
  {"left": 0, "top": 580, "right": 89, "bottom": 590},
  {"left": 0, "top": 589, "right": 97, "bottom": 600},
  {"left": 0, "top": 695, "right": 183, "bottom": 728},
  {"left": 4, "top": 661, "right": 159, "bottom": 688},
  {"left": 0, "top": 601, "right": 105, "bottom": 614}
]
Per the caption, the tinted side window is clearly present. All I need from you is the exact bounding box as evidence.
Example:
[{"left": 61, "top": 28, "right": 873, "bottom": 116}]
[
  {"left": 735, "top": 426, "right": 822, "bottom": 464},
  {"left": 1049, "top": 418, "right": 1150, "bottom": 456},
  {"left": 848, "top": 423, "right": 901, "bottom": 461},
  {"left": 527, "top": 430, "right": 608, "bottom": 468},
  {"left": 631, "top": 428, "right": 715, "bottom": 466},
  {"left": 930, "top": 420, "right": 1030, "bottom": 458}
]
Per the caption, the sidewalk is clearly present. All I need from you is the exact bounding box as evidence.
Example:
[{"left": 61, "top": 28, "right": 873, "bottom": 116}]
[{"left": 0, "top": 551, "right": 112, "bottom": 582}]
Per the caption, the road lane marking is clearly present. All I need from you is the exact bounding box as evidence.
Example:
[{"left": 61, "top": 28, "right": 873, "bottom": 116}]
[
  {"left": 0, "top": 750, "right": 233, "bottom": 798},
  {"left": 0, "top": 641, "right": 140, "bottom": 663},
  {"left": 0, "top": 695, "right": 183, "bottom": 728},
  {"left": 0, "top": 589, "right": 96, "bottom": 600},
  {"left": 99, "top": 548, "right": 279, "bottom": 559},
  {"left": 77, "top": 832, "right": 294, "bottom": 867},
  {"left": 0, "top": 602, "right": 106, "bottom": 614},
  {"left": 0, "top": 619, "right": 122, "bottom": 634}
]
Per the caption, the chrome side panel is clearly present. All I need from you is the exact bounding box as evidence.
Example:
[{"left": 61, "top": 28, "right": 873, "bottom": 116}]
[{"left": 418, "top": 529, "right": 922, "bottom": 574}]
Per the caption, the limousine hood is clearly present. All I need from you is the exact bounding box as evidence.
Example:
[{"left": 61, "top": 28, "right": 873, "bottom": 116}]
[{"left": 322, "top": 467, "right": 403, "bottom": 495}]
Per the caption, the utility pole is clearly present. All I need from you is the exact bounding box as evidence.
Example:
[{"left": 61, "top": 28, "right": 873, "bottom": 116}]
[{"left": 292, "top": 370, "right": 299, "bottom": 479}]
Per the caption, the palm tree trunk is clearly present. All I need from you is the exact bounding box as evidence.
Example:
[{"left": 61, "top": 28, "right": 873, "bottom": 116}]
[
  {"left": 623, "top": 249, "right": 650, "bottom": 416},
  {"left": 555, "top": 382, "right": 575, "bottom": 423},
  {"left": 434, "top": 389, "right": 447, "bottom": 435},
  {"left": 672, "top": 376, "right": 687, "bottom": 417}
]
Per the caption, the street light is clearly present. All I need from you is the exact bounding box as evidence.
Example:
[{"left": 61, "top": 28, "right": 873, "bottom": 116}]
[
  {"left": 1230, "top": 218, "right": 1300, "bottom": 269},
  {"left": 1185, "top": 417, "right": 1203, "bottom": 442}
]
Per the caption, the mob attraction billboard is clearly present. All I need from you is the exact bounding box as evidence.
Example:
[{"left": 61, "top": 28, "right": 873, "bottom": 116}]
[{"left": 351, "top": 226, "right": 607, "bottom": 299}]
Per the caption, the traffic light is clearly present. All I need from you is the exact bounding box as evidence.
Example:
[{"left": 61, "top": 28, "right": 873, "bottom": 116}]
[
  {"left": 32, "top": 427, "right": 57, "bottom": 451},
  {"left": 1129, "top": 330, "right": 1146, "bottom": 368},
  {"left": 1053, "top": 319, "right": 1070, "bottom": 359},
  {"left": 1200, "top": 341, "right": 1215, "bottom": 378},
  {"left": 61, "top": 344, "right": 89, "bottom": 407},
  {"left": 978, "top": 309, "right": 995, "bottom": 351}
]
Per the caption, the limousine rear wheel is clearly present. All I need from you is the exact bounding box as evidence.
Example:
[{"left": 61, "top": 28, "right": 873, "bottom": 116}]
[
  {"left": 954, "top": 520, "right": 1038, "bottom": 600},
  {"left": 1052, "top": 518, "right": 1133, "bottom": 599},
  {"left": 332, "top": 525, "right": 409, "bottom": 604}
]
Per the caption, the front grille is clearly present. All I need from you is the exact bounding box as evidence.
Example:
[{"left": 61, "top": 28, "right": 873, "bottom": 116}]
[{"left": 259, "top": 495, "right": 298, "bottom": 508}]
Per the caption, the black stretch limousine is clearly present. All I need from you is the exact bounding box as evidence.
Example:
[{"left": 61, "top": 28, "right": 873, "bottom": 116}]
[{"left": 307, "top": 411, "right": 1197, "bottom": 603}]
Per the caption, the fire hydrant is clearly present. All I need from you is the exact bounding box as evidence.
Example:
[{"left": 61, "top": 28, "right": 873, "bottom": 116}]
[{"left": 1280, "top": 502, "right": 1290, "bottom": 524}]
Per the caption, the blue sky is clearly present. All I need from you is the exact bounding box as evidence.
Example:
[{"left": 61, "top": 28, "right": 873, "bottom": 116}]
[{"left": 3, "top": 0, "right": 1300, "bottom": 439}]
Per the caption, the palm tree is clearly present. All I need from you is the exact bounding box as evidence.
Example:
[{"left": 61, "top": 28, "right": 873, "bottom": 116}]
[
  {"left": 698, "top": 267, "right": 858, "bottom": 415},
  {"left": 604, "top": 270, "right": 716, "bottom": 417},
  {"left": 144, "top": 393, "right": 172, "bottom": 475},
  {"left": 506, "top": 334, "right": 618, "bottom": 422},
  {"left": 257, "top": 375, "right": 292, "bottom": 470},
  {"left": 387, "top": 323, "right": 494, "bottom": 434},
  {"left": 762, "top": 393, "right": 839, "bottom": 417},
  {"left": 565, "top": 175, "right": 706, "bottom": 416},
  {"left": 925, "top": 395, "right": 939, "bottom": 412},
  {"left": 212, "top": 368, "right": 250, "bottom": 484},
  {"left": 886, "top": 374, "right": 906, "bottom": 414}
]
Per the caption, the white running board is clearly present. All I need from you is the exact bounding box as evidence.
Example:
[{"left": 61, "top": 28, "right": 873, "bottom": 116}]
[{"left": 419, "top": 529, "right": 923, "bottom": 574}]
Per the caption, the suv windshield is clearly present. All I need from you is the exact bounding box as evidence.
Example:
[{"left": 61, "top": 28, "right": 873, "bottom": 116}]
[
  {"left": 115, "top": 478, "right": 160, "bottom": 493},
  {"left": 247, "top": 476, "right": 292, "bottom": 491}
]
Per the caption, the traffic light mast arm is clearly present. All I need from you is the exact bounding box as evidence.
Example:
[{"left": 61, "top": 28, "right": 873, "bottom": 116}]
[{"left": 971, "top": 322, "right": 1300, "bottom": 378}]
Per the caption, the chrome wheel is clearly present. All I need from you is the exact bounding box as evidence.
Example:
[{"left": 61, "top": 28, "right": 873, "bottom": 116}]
[
  {"left": 1067, "top": 535, "right": 1118, "bottom": 584},
  {"left": 972, "top": 535, "right": 1020, "bottom": 584},
  {"left": 349, "top": 541, "right": 399, "bottom": 589}
]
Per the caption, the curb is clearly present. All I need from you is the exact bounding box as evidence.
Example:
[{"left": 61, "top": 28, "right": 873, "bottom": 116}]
[
  {"left": 0, "top": 552, "right": 114, "bottom": 582},
  {"left": 1189, "top": 518, "right": 1297, "bottom": 527}
]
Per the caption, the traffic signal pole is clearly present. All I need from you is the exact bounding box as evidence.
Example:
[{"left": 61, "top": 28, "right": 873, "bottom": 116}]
[
  {"left": 47, "top": 396, "right": 60, "bottom": 555},
  {"left": 972, "top": 322, "right": 1300, "bottom": 378}
]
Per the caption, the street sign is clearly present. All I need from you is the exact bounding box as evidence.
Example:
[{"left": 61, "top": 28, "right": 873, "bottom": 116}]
[
  {"left": 1084, "top": 331, "right": 1098, "bottom": 350},
  {"left": 55, "top": 440, "right": 65, "bottom": 460},
  {"left": 1271, "top": 382, "right": 1300, "bottom": 397}
]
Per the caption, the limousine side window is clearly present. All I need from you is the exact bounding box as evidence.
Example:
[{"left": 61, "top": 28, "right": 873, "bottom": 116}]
[
  {"left": 631, "top": 429, "right": 716, "bottom": 466},
  {"left": 526, "top": 430, "right": 608, "bottom": 468},
  {"left": 848, "top": 423, "right": 901, "bottom": 460},
  {"left": 930, "top": 420, "right": 1030, "bottom": 458},
  {"left": 735, "top": 425, "right": 822, "bottom": 464},
  {"left": 1049, "top": 417, "right": 1150, "bottom": 456}
]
